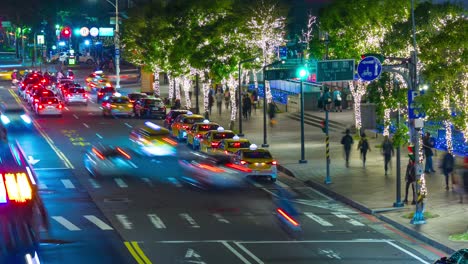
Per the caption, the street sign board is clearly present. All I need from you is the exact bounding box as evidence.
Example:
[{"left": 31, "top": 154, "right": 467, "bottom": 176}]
[
  {"left": 37, "top": 35, "right": 44, "bottom": 45},
  {"left": 316, "top": 59, "right": 355, "bottom": 82},
  {"left": 115, "top": 49, "right": 120, "bottom": 56},
  {"left": 1, "top": 21, "right": 11, "bottom": 28},
  {"left": 408, "top": 90, "right": 425, "bottom": 119},
  {"left": 90, "top": 27, "right": 99, "bottom": 37},
  {"left": 265, "top": 68, "right": 296, "bottom": 81},
  {"left": 99, "top": 27, "right": 114, "bottom": 37},
  {"left": 80, "top": 27, "right": 89, "bottom": 37},
  {"left": 357, "top": 56, "right": 382, "bottom": 81}
]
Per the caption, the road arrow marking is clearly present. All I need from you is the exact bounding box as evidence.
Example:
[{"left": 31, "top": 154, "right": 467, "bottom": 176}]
[{"left": 27, "top": 156, "right": 40, "bottom": 165}]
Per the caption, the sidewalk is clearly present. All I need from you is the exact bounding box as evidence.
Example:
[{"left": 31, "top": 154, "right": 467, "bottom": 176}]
[{"left": 156, "top": 84, "right": 467, "bottom": 254}]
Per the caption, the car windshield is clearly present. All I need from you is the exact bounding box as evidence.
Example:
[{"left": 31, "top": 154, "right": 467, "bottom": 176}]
[
  {"left": 213, "top": 132, "right": 235, "bottom": 140},
  {"left": 41, "top": 98, "right": 59, "bottom": 104},
  {"left": 3, "top": 108, "right": 25, "bottom": 114},
  {"left": 228, "top": 141, "right": 250, "bottom": 148},
  {"left": 142, "top": 99, "right": 162, "bottom": 107},
  {"left": 243, "top": 151, "right": 272, "bottom": 159},
  {"left": 102, "top": 88, "right": 115, "bottom": 93},
  {"left": 184, "top": 117, "right": 205, "bottom": 124},
  {"left": 198, "top": 124, "right": 219, "bottom": 131},
  {"left": 128, "top": 94, "right": 147, "bottom": 100},
  {"left": 68, "top": 88, "right": 85, "bottom": 93},
  {"left": 112, "top": 97, "right": 129, "bottom": 104}
]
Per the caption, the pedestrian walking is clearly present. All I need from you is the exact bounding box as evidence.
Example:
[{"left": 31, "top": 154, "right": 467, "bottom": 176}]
[
  {"left": 317, "top": 89, "right": 324, "bottom": 112},
  {"left": 403, "top": 155, "right": 417, "bottom": 205},
  {"left": 224, "top": 90, "right": 230, "bottom": 110},
  {"left": 381, "top": 136, "right": 394, "bottom": 176},
  {"left": 324, "top": 88, "right": 332, "bottom": 112},
  {"left": 346, "top": 92, "right": 353, "bottom": 110},
  {"left": 333, "top": 87, "right": 343, "bottom": 112},
  {"left": 216, "top": 90, "right": 223, "bottom": 115},
  {"left": 242, "top": 94, "right": 252, "bottom": 120},
  {"left": 440, "top": 152, "right": 455, "bottom": 190},
  {"left": 268, "top": 101, "right": 277, "bottom": 126},
  {"left": 341, "top": 129, "right": 354, "bottom": 167},
  {"left": 423, "top": 132, "right": 436, "bottom": 173},
  {"left": 208, "top": 94, "right": 214, "bottom": 115},
  {"left": 252, "top": 89, "right": 258, "bottom": 111},
  {"left": 458, "top": 157, "right": 468, "bottom": 203},
  {"left": 357, "top": 133, "right": 371, "bottom": 167}
]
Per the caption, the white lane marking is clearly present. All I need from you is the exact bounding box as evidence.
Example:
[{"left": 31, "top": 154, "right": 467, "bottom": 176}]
[
  {"left": 306, "top": 187, "right": 332, "bottom": 200},
  {"left": 142, "top": 178, "right": 154, "bottom": 187},
  {"left": 180, "top": 213, "right": 200, "bottom": 228},
  {"left": 386, "top": 241, "right": 430, "bottom": 264},
  {"left": 235, "top": 242, "right": 264, "bottom": 264},
  {"left": 251, "top": 182, "right": 263, "bottom": 188},
  {"left": 84, "top": 215, "right": 114, "bottom": 230},
  {"left": 116, "top": 214, "right": 133, "bottom": 229},
  {"left": 304, "top": 212, "right": 333, "bottom": 226},
  {"left": 332, "top": 212, "right": 365, "bottom": 226},
  {"left": 213, "top": 213, "right": 230, "bottom": 224},
  {"left": 221, "top": 242, "right": 252, "bottom": 264},
  {"left": 33, "top": 167, "right": 69, "bottom": 171},
  {"left": 114, "top": 178, "right": 128, "bottom": 188},
  {"left": 156, "top": 239, "right": 392, "bottom": 244},
  {"left": 277, "top": 181, "right": 289, "bottom": 188},
  {"left": 88, "top": 178, "right": 101, "bottom": 188},
  {"left": 128, "top": 160, "right": 138, "bottom": 168},
  {"left": 168, "top": 177, "right": 182, "bottom": 187},
  {"left": 83, "top": 123, "right": 90, "bottom": 128},
  {"left": 73, "top": 114, "right": 79, "bottom": 119},
  {"left": 148, "top": 214, "right": 166, "bottom": 229},
  {"left": 96, "top": 133, "right": 103, "bottom": 139},
  {"left": 38, "top": 183, "right": 47, "bottom": 189},
  {"left": 124, "top": 123, "right": 132, "bottom": 128},
  {"left": 61, "top": 179, "right": 75, "bottom": 189},
  {"left": 65, "top": 107, "right": 70, "bottom": 111},
  {"left": 52, "top": 216, "right": 81, "bottom": 231}
]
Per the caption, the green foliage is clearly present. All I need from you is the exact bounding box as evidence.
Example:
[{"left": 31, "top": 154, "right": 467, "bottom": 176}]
[{"left": 392, "top": 123, "right": 410, "bottom": 147}]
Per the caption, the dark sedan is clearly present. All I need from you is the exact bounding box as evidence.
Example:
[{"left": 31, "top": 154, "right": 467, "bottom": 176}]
[{"left": 134, "top": 98, "right": 166, "bottom": 119}]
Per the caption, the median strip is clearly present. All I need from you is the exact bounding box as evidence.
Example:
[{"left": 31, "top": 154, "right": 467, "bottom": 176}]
[{"left": 124, "top": 241, "right": 152, "bottom": 264}]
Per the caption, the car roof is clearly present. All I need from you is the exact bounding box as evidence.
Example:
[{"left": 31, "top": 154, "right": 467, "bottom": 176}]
[
  {"left": 222, "top": 138, "right": 250, "bottom": 142},
  {"left": 181, "top": 114, "right": 204, "bottom": 119},
  {"left": 138, "top": 126, "right": 170, "bottom": 136},
  {"left": 239, "top": 148, "right": 270, "bottom": 153}
]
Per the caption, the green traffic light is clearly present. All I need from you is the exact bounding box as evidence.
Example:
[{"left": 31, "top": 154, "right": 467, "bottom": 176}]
[
  {"left": 55, "top": 24, "right": 60, "bottom": 29},
  {"left": 297, "top": 67, "right": 309, "bottom": 79},
  {"left": 73, "top": 28, "right": 81, "bottom": 36}
]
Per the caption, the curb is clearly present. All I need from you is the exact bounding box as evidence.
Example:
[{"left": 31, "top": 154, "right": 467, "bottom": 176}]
[
  {"left": 277, "top": 164, "right": 295, "bottom": 178},
  {"left": 297, "top": 178, "right": 456, "bottom": 255}
]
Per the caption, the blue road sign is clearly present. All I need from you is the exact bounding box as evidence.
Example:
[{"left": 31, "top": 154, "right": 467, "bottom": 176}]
[
  {"left": 115, "top": 48, "right": 120, "bottom": 56},
  {"left": 408, "top": 90, "right": 426, "bottom": 119},
  {"left": 357, "top": 56, "right": 382, "bottom": 82}
]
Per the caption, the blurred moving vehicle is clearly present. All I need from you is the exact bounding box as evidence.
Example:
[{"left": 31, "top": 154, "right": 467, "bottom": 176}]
[
  {"left": 129, "top": 121, "right": 177, "bottom": 156},
  {"left": 164, "top": 109, "right": 188, "bottom": 129},
  {"left": 0, "top": 103, "right": 32, "bottom": 128},
  {"left": 134, "top": 97, "right": 166, "bottom": 119},
  {"left": 34, "top": 97, "right": 63, "bottom": 117},
  {"left": 17, "top": 72, "right": 42, "bottom": 97},
  {"left": 171, "top": 111, "right": 205, "bottom": 141},
  {"left": 434, "top": 248, "right": 468, "bottom": 264},
  {"left": 84, "top": 145, "right": 136, "bottom": 177},
  {"left": 186, "top": 120, "right": 219, "bottom": 150},
  {"left": 0, "top": 142, "right": 47, "bottom": 264},
  {"left": 216, "top": 135, "right": 251, "bottom": 154},
  {"left": 178, "top": 153, "right": 248, "bottom": 189},
  {"left": 85, "top": 71, "right": 109, "bottom": 92},
  {"left": 102, "top": 94, "right": 134, "bottom": 117},
  {"left": 127, "top": 92, "right": 148, "bottom": 103},
  {"left": 232, "top": 144, "right": 277, "bottom": 182},
  {"left": 199, "top": 127, "right": 236, "bottom": 153},
  {"left": 63, "top": 86, "right": 88, "bottom": 105},
  {"left": 97, "top": 85, "right": 116, "bottom": 103}
]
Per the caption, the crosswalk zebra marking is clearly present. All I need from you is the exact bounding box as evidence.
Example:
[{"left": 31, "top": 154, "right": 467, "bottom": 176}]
[
  {"left": 332, "top": 212, "right": 365, "bottom": 226},
  {"left": 61, "top": 179, "right": 75, "bottom": 189},
  {"left": 304, "top": 212, "right": 333, "bottom": 227},
  {"left": 180, "top": 213, "right": 200, "bottom": 228},
  {"left": 52, "top": 216, "right": 81, "bottom": 231},
  {"left": 88, "top": 178, "right": 101, "bottom": 188},
  {"left": 213, "top": 213, "right": 230, "bottom": 224},
  {"left": 114, "top": 178, "right": 128, "bottom": 188},
  {"left": 148, "top": 214, "right": 166, "bottom": 229},
  {"left": 84, "top": 215, "right": 113, "bottom": 230},
  {"left": 116, "top": 214, "right": 133, "bottom": 229}
]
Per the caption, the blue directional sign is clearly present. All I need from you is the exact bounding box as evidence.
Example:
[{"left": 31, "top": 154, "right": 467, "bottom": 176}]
[
  {"left": 115, "top": 48, "right": 120, "bottom": 56},
  {"left": 357, "top": 56, "right": 382, "bottom": 82},
  {"left": 408, "top": 90, "right": 426, "bottom": 119}
]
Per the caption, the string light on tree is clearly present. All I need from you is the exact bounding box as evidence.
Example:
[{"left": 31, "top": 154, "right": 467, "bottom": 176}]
[
  {"left": 152, "top": 66, "right": 161, "bottom": 97},
  {"left": 349, "top": 80, "right": 367, "bottom": 131},
  {"left": 174, "top": 77, "right": 181, "bottom": 100},
  {"left": 181, "top": 76, "right": 192, "bottom": 109},
  {"left": 167, "top": 73, "right": 173, "bottom": 101},
  {"left": 226, "top": 75, "right": 237, "bottom": 122}
]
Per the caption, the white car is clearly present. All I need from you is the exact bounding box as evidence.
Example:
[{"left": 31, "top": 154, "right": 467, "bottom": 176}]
[
  {"left": 35, "top": 97, "right": 63, "bottom": 116},
  {"left": 77, "top": 53, "right": 95, "bottom": 65},
  {"left": 84, "top": 146, "right": 136, "bottom": 177}
]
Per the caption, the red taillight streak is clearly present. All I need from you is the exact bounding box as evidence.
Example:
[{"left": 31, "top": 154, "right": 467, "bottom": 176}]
[
  {"left": 162, "top": 137, "right": 177, "bottom": 146},
  {"left": 116, "top": 147, "right": 131, "bottom": 159},
  {"left": 38, "top": 105, "right": 43, "bottom": 109},
  {"left": 277, "top": 208, "right": 299, "bottom": 226},
  {"left": 211, "top": 142, "right": 220, "bottom": 148},
  {"left": 57, "top": 104, "right": 63, "bottom": 109},
  {"left": 197, "top": 163, "right": 225, "bottom": 173},
  {"left": 225, "top": 163, "right": 252, "bottom": 173},
  {"left": 196, "top": 134, "right": 202, "bottom": 138},
  {"left": 92, "top": 148, "right": 105, "bottom": 160},
  {"left": 182, "top": 125, "right": 189, "bottom": 129},
  {"left": 67, "top": 94, "right": 71, "bottom": 97},
  {"left": 271, "top": 161, "right": 277, "bottom": 165},
  {"left": 240, "top": 160, "right": 248, "bottom": 165}
]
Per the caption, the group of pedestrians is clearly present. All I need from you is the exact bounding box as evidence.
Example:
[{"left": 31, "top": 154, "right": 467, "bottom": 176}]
[
  {"left": 340, "top": 129, "right": 468, "bottom": 204},
  {"left": 318, "top": 87, "right": 347, "bottom": 112}
]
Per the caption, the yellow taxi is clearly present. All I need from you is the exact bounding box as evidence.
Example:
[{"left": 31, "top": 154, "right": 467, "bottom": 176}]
[
  {"left": 232, "top": 144, "right": 278, "bottom": 182},
  {"left": 199, "top": 127, "right": 236, "bottom": 153},
  {"left": 85, "top": 70, "right": 109, "bottom": 92},
  {"left": 171, "top": 111, "right": 205, "bottom": 141},
  {"left": 216, "top": 135, "right": 251, "bottom": 154},
  {"left": 186, "top": 120, "right": 220, "bottom": 150},
  {"left": 129, "top": 121, "right": 177, "bottom": 156},
  {"left": 102, "top": 93, "right": 134, "bottom": 117}
]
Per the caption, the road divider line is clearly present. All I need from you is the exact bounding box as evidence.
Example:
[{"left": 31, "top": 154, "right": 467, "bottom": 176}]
[
  {"left": 52, "top": 216, "right": 81, "bottom": 231},
  {"left": 304, "top": 212, "right": 333, "bottom": 227},
  {"left": 65, "top": 107, "right": 70, "bottom": 111},
  {"left": 179, "top": 213, "right": 200, "bottom": 228},
  {"left": 84, "top": 215, "right": 113, "bottom": 230},
  {"left": 96, "top": 133, "right": 103, "bottom": 139},
  {"left": 125, "top": 123, "right": 132, "bottom": 128},
  {"left": 213, "top": 213, "right": 230, "bottom": 224},
  {"left": 9, "top": 90, "right": 74, "bottom": 169},
  {"left": 124, "top": 242, "right": 145, "bottom": 264},
  {"left": 235, "top": 242, "right": 264, "bottom": 264},
  {"left": 130, "top": 241, "right": 152, "bottom": 264},
  {"left": 88, "top": 178, "right": 101, "bottom": 188},
  {"left": 61, "top": 179, "right": 75, "bottom": 189},
  {"left": 116, "top": 214, "right": 133, "bottom": 229},
  {"left": 148, "top": 214, "right": 166, "bottom": 229},
  {"left": 83, "top": 123, "right": 90, "bottom": 128},
  {"left": 276, "top": 181, "right": 289, "bottom": 188},
  {"left": 128, "top": 161, "right": 138, "bottom": 168},
  {"left": 221, "top": 242, "right": 252, "bottom": 264},
  {"left": 386, "top": 241, "right": 430, "bottom": 264},
  {"left": 33, "top": 167, "right": 69, "bottom": 171},
  {"left": 73, "top": 114, "right": 79, "bottom": 119},
  {"left": 114, "top": 178, "right": 128, "bottom": 188}
]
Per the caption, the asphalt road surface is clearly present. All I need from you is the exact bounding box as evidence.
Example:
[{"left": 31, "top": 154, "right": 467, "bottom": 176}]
[{"left": 0, "top": 69, "right": 442, "bottom": 263}]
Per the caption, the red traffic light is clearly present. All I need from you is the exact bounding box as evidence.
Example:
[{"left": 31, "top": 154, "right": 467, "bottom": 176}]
[{"left": 61, "top": 27, "right": 71, "bottom": 38}]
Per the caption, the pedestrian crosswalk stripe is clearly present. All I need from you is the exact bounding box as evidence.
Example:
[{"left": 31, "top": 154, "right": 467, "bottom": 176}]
[
  {"left": 168, "top": 177, "right": 182, "bottom": 187},
  {"left": 213, "top": 213, "right": 230, "bottom": 224},
  {"left": 180, "top": 213, "right": 200, "bottom": 228},
  {"left": 117, "top": 214, "right": 133, "bottom": 229},
  {"left": 304, "top": 212, "right": 333, "bottom": 226},
  {"left": 52, "top": 216, "right": 81, "bottom": 231},
  {"left": 331, "top": 212, "right": 365, "bottom": 226},
  {"left": 61, "top": 179, "right": 75, "bottom": 189},
  {"left": 84, "top": 215, "right": 114, "bottom": 230},
  {"left": 88, "top": 178, "right": 101, "bottom": 188},
  {"left": 276, "top": 181, "right": 289, "bottom": 188},
  {"left": 115, "top": 178, "right": 128, "bottom": 188},
  {"left": 148, "top": 214, "right": 166, "bottom": 229}
]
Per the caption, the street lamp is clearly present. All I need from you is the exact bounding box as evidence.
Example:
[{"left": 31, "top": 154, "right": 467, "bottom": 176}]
[
  {"left": 262, "top": 60, "right": 285, "bottom": 147},
  {"left": 238, "top": 57, "right": 259, "bottom": 137},
  {"left": 297, "top": 66, "right": 309, "bottom": 163},
  {"left": 105, "top": 0, "right": 121, "bottom": 89}
]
